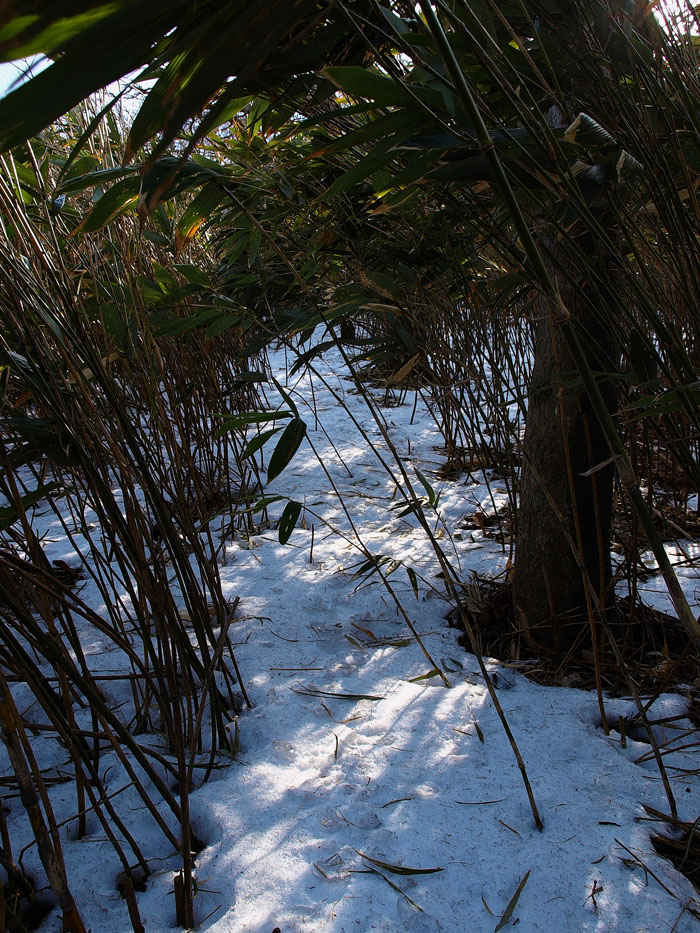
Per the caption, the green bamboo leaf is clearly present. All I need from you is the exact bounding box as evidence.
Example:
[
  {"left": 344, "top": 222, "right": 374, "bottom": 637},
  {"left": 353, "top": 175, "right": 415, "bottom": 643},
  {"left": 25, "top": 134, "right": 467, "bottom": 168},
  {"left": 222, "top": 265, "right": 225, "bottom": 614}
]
[
  {"left": 72, "top": 176, "right": 140, "bottom": 234},
  {"left": 175, "top": 181, "right": 228, "bottom": 249},
  {"left": 221, "top": 371, "right": 267, "bottom": 394},
  {"left": 267, "top": 417, "right": 307, "bottom": 483},
  {"left": 270, "top": 375, "right": 299, "bottom": 417},
  {"left": 406, "top": 566, "right": 419, "bottom": 599},
  {"left": 0, "top": 7, "right": 118, "bottom": 60},
  {"left": 0, "top": 482, "right": 61, "bottom": 531},
  {"left": 398, "top": 132, "right": 474, "bottom": 150},
  {"left": 0, "top": 17, "right": 165, "bottom": 151},
  {"left": 142, "top": 230, "right": 170, "bottom": 247},
  {"left": 248, "top": 227, "right": 262, "bottom": 265},
  {"left": 323, "top": 139, "right": 398, "bottom": 200},
  {"left": 278, "top": 500, "right": 302, "bottom": 544},
  {"left": 153, "top": 261, "right": 178, "bottom": 293},
  {"left": 241, "top": 428, "right": 280, "bottom": 460},
  {"left": 8, "top": 161, "right": 39, "bottom": 189},
  {"left": 324, "top": 65, "right": 443, "bottom": 110},
  {"left": 206, "top": 314, "right": 241, "bottom": 338},
  {"left": 250, "top": 494, "right": 284, "bottom": 514},
  {"left": 153, "top": 309, "right": 221, "bottom": 337},
  {"left": 174, "top": 264, "right": 211, "bottom": 288},
  {"left": 363, "top": 270, "right": 402, "bottom": 301},
  {"left": 125, "top": 55, "right": 192, "bottom": 160},
  {"left": 60, "top": 154, "right": 101, "bottom": 180},
  {"left": 125, "top": 1, "right": 321, "bottom": 161},
  {"left": 408, "top": 668, "right": 442, "bottom": 683},
  {"left": 317, "top": 109, "right": 422, "bottom": 154},
  {"left": 323, "top": 66, "right": 408, "bottom": 106},
  {"left": 216, "top": 411, "right": 292, "bottom": 436},
  {"left": 350, "top": 554, "right": 389, "bottom": 580},
  {"left": 378, "top": 5, "right": 412, "bottom": 38},
  {"left": 98, "top": 302, "right": 133, "bottom": 354},
  {"left": 185, "top": 90, "right": 254, "bottom": 146},
  {"left": 55, "top": 165, "right": 138, "bottom": 195},
  {"left": 289, "top": 339, "right": 337, "bottom": 376},
  {"left": 415, "top": 468, "right": 436, "bottom": 505},
  {"left": 622, "top": 384, "right": 700, "bottom": 420},
  {"left": 2, "top": 417, "right": 79, "bottom": 466}
]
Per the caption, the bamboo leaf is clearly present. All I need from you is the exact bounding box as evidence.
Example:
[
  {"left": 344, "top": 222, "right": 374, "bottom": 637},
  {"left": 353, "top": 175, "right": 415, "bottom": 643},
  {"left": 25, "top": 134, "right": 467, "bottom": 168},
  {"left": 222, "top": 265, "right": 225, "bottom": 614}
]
[
  {"left": 175, "top": 181, "right": 228, "bottom": 250},
  {"left": 354, "top": 849, "right": 443, "bottom": 875},
  {"left": 355, "top": 864, "right": 424, "bottom": 912},
  {"left": 250, "top": 495, "right": 284, "bottom": 514},
  {"left": 362, "top": 270, "right": 402, "bottom": 301},
  {"left": 278, "top": 500, "right": 302, "bottom": 544},
  {"left": 323, "top": 139, "right": 398, "bottom": 200},
  {"left": 289, "top": 340, "right": 337, "bottom": 376},
  {"left": 387, "top": 353, "right": 420, "bottom": 383},
  {"left": 408, "top": 668, "right": 441, "bottom": 682},
  {"left": 55, "top": 165, "right": 138, "bottom": 195},
  {"left": 0, "top": 7, "right": 118, "bottom": 59},
  {"left": 153, "top": 309, "right": 221, "bottom": 337},
  {"left": 315, "top": 109, "right": 422, "bottom": 155},
  {"left": 323, "top": 66, "right": 410, "bottom": 106},
  {"left": 494, "top": 871, "right": 530, "bottom": 932},
  {"left": 324, "top": 65, "right": 443, "bottom": 110},
  {"left": 270, "top": 376, "right": 299, "bottom": 418},
  {"left": 0, "top": 9, "right": 170, "bottom": 151},
  {"left": 267, "top": 417, "right": 307, "bottom": 483},
  {"left": 292, "top": 686, "right": 384, "bottom": 701},
  {"left": 415, "top": 468, "right": 436, "bottom": 505},
  {"left": 216, "top": 411, "right": 292, "bottom": 436},
  {"left": 2, "top": 416, "right": 79, "bottom": 466},
  {"left": 71, "top": 177, "right": 140, "bottom": 234},
  {"left": 406, "top": 566, "right": 419, "bottom": 599},
  {"left": 152, "top": 261, "right": 178, "bottom": 293},
  {"left": 0, "top": 482, "right": 61, "bottom": 531},
  {"left": 423, "top": 156, "right": 493, "bottom": 182},
  {"left": 174, "top": 264, "right": 211, "bottom": 289},
  {"left": 241, "top": 428, "right": 280, "bottom": 460}
]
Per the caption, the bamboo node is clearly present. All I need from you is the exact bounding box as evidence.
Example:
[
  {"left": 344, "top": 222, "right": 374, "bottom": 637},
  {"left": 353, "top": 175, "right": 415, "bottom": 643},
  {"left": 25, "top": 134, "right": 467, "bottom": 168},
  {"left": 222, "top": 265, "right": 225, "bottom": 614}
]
[{"left": 617, "top": 461, "right": 637, "bottom": 488}]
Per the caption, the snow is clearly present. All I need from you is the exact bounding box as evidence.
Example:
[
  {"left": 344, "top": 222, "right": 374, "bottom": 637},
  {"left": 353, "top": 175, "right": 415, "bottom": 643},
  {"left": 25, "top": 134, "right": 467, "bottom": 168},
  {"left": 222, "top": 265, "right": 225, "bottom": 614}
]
[{"left": 4, "top": 337, "right": 700, "bottom": 932}]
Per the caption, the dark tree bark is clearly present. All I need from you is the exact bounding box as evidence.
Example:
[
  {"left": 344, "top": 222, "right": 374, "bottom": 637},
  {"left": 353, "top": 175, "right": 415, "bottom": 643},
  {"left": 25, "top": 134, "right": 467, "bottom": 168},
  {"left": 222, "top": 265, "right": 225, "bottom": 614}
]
[{"left": 513, "top": 231, "right": 621, "bottom": 653}]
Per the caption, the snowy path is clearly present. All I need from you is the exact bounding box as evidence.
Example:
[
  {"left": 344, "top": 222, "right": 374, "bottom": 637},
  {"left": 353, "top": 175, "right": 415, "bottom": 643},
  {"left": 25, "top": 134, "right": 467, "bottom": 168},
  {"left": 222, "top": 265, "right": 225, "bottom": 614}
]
[{"left": 7, "top": 340, "right": 700, "bottom": 932}]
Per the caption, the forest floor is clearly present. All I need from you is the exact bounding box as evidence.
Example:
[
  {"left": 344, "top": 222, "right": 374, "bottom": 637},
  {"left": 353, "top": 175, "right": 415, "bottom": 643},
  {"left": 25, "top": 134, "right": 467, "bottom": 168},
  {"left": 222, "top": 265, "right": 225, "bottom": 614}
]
[{"left": 7, "top": 338, "right": 700, "bottom": 932}]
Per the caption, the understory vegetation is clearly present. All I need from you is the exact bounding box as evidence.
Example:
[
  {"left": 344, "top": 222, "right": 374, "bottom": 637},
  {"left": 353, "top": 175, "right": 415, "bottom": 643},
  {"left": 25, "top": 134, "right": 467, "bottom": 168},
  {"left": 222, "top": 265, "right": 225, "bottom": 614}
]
[{"left": 0, "top": 1, "right": 699, "bottom": 928}]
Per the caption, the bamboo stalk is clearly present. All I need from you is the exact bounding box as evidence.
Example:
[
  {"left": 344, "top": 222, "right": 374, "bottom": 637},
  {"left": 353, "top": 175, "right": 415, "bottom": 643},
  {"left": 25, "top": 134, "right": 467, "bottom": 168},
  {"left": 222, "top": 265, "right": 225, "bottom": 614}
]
[
  {"left": 419, "top": 0, "right": 700, "bottom": 652},
  {"left": 0, "top": 670, "right": 87, "bottom": 933}
]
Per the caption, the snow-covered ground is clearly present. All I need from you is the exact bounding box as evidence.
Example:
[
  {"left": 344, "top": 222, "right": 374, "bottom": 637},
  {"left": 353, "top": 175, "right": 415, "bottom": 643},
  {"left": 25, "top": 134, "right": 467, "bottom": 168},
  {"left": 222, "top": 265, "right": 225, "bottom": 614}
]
[{"left": 4, "top": 337, "right": 700, "bottom": 932}]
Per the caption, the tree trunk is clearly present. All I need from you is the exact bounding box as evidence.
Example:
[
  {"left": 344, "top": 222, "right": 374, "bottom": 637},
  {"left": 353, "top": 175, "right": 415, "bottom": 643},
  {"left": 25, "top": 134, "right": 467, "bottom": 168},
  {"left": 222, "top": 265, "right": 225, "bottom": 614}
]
[{"left": 513, "top": 231, "right": 621, "bottom": 654}]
